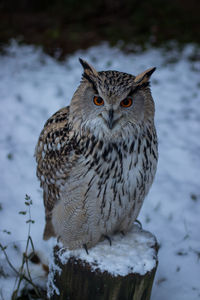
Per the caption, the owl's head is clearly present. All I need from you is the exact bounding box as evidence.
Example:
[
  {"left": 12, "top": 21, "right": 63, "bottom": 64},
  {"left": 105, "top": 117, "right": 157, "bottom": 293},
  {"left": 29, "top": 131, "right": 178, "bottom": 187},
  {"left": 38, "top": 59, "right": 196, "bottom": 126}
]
[{"left": 70, "top": 58, "right": 156, "bottom": 139}]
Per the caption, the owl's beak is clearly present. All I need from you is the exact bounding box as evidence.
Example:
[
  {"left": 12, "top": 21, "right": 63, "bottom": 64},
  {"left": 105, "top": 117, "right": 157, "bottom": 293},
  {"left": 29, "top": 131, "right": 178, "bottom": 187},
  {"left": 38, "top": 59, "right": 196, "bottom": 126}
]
[{"left": 108, "top": 109, "right": 114, "bottom": 129}]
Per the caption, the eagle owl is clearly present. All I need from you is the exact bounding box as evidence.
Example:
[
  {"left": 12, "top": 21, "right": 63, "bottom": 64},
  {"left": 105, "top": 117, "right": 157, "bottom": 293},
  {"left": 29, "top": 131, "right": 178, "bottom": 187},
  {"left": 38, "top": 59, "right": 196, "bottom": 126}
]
[{"left": 35, "top": 59, "right": 158, "bottom": 251}]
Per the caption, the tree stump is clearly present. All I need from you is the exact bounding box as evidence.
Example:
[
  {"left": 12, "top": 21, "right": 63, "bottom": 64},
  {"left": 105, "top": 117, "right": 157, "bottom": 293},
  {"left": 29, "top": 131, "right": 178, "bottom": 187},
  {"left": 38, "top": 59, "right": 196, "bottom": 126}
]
[{"left": 47, "top": 225, "right": 158, "bottom": 300}]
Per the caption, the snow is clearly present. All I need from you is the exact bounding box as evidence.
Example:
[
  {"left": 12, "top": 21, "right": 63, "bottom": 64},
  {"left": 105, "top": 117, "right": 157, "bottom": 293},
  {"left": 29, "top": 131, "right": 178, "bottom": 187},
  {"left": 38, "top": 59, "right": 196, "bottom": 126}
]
[
  {"left": 47, "top": 246, "right": 62, "bottom": 298},
  {"left": 0, "top": 40, "right": 200, "bottom": 299}
]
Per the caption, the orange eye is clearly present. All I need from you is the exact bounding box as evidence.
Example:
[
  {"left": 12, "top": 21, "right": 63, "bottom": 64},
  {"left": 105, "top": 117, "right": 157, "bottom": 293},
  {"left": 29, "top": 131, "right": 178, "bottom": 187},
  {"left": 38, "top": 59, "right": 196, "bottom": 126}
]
[
  {"left": 120, "top": 97, "right": 133, "bottom": 108},
  {"left": 93, "top": 95, "right": 104, "bottom": 106}
]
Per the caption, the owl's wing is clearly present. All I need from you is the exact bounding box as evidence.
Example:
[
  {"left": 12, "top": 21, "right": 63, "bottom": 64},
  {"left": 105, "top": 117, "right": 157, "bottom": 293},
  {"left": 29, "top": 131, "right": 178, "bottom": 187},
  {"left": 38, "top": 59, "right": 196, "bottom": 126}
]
[{"left": 35, "top": 106, "right": 80, "bottom": 239}]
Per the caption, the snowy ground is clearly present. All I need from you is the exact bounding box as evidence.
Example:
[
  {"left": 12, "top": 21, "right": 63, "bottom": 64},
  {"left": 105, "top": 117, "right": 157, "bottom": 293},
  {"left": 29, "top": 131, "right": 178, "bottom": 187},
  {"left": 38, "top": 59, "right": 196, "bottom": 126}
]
[{"left": 0, "top": 40, "right": 200, "bottom": 299}]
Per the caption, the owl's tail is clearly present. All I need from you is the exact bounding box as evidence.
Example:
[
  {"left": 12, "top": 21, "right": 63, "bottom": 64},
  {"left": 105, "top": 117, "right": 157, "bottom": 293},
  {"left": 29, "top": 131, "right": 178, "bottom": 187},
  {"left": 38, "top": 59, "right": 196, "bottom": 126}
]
[{"left": 43, "top": 220, "right": 56, "bottom": 240}]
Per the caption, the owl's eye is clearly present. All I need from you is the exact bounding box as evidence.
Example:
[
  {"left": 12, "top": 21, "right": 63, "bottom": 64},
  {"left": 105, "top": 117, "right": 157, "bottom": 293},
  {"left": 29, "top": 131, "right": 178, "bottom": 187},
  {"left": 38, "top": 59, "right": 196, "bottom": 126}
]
[
  {"left": 120, "top": 97, "right": 133, "bottom": 108},
  {"left": 93, "top": 95, "right": 104, "bottom": 106}
]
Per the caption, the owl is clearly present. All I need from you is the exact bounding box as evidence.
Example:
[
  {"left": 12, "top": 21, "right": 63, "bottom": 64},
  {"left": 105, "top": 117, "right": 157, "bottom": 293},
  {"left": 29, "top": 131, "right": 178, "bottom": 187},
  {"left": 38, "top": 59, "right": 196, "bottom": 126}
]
[{"left": 35, "top": 58, "right": 158, "bottom": 251}]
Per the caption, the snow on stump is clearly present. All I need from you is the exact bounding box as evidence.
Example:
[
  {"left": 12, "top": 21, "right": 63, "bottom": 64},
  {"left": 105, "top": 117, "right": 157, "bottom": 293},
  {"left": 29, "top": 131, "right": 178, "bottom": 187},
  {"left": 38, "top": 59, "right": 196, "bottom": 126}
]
[{"left": 47, "top": 224, "right": 158, "bottom": 300}]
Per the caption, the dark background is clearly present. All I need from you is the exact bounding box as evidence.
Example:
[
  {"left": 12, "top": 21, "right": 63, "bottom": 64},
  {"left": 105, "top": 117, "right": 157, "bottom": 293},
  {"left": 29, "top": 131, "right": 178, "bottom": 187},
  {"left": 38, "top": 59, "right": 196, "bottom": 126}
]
[{"left": 0, "top": 0, "right": 199, "bottom": 59}]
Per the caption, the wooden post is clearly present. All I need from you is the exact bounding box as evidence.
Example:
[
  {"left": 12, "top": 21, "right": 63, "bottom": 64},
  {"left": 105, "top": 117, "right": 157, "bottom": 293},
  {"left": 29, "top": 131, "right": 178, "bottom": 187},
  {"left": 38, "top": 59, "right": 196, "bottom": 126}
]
[{"left": 47, "top": 225, "right": 158, "bottom": 300}]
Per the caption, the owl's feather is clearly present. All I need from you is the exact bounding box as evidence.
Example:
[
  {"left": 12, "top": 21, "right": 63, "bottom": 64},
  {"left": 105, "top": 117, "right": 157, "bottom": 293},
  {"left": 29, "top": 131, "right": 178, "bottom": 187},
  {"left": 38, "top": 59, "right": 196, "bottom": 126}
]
[{"left": 35, "top": 59, "right": 158, "bottom": 249}]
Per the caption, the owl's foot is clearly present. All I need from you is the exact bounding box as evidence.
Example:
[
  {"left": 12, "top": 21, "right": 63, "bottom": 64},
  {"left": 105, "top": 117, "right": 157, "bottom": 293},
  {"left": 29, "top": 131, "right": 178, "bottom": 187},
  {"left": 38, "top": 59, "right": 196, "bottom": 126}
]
[
  {"left": 83, "top": 243, "right": 89, "bottom": 255},
  {"left": 103, "top": 235, "right": 112, "bottom": 246},
  {"left": 134, "top": 219, "right": 142, "bottom": 229}
]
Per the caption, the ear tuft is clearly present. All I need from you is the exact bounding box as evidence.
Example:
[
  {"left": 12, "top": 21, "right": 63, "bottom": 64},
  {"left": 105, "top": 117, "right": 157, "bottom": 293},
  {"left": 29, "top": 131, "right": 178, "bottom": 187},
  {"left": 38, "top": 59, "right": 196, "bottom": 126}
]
[
  {"left": 79, "top": 58, "right": 98, "bottom": 91},
  {"left": 134, "top": 67, "right": 156, "bottom": 85},
  {"left": 79, "top": 58, "right": 93, "bottom": 72},
  {"left": 79, "top": 58, "right": 98, "bottom": 78}
]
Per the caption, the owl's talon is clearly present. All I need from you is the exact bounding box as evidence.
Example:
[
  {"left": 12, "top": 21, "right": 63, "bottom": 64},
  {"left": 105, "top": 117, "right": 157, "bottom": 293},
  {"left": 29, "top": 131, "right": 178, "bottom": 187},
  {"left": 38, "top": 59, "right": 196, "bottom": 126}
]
[
  {"left": 134, "top": 219, "right": 142, "bottom": 229},
  {"left": 83, "top": 243, "right": 89, "bottom": 255},
  {"left": 103, "top": 235, "right": 112, "bottom": 246}
]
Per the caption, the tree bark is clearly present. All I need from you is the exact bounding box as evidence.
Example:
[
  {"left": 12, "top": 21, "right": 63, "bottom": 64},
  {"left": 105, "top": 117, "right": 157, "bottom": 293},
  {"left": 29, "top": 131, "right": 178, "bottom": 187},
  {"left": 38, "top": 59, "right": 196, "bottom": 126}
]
[{"left": 48, "top": 227, "right": 158, "bottom": 300}]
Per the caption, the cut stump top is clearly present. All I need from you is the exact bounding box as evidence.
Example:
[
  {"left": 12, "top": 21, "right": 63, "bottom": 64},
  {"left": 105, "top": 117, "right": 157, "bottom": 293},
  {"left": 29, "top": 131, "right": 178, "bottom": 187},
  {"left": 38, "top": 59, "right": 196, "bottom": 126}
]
[{"left": 49, "top": 224, "right": 158, "bottom": 277}]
